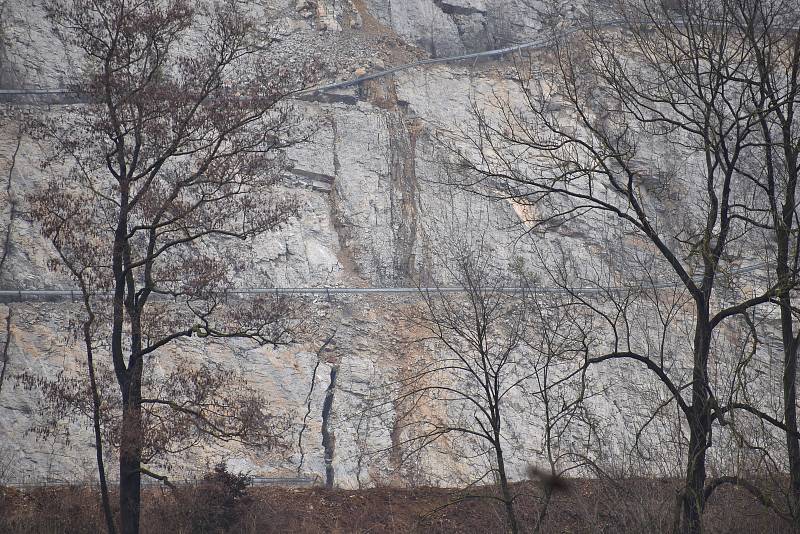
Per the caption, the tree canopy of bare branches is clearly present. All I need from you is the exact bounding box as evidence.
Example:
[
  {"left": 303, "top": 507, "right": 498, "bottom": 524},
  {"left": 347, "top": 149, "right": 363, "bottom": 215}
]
[
  {"left": 382, "top": 248, "right": 590, "bottom": 534},
  {"left": 27, "top": 1, "right": 315, "bottom": 532},
  {"left": 440, "top": 0, "right": 800, "bottom": 531}
]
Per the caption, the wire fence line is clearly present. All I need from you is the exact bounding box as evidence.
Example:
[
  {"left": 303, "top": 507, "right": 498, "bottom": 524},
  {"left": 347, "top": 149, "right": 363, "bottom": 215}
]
[
  {"left": 5, "top": 15, "right": 797, "bottom": 104},
  {"left": 0, "top": 262, "right": 770, "bottom": 302},
  {"left": 0, "top": 286, "right": 653, "bottom": 301},
  {"left": 0, "top": 17, "right": 707, "bottom": 104},
  {"left": 0, "top": 21, "right": 586, "bottom": 102}
]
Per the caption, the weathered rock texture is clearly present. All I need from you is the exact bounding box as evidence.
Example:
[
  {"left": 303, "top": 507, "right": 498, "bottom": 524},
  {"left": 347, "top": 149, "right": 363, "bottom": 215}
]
[
  {"left": 362, "top": 0, "right": 588, "bottom": 56},
  {"left": 0, "top": 0, "right": 783, "bottom": 490}
]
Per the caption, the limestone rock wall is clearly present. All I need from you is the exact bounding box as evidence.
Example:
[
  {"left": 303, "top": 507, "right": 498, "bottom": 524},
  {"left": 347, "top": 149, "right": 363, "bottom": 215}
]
[
  {"left": 361, "top": 0, "right": 590, "bottom": 56},
  {"left": 0, "top": 0, "right": 785, "bottom": 489}
]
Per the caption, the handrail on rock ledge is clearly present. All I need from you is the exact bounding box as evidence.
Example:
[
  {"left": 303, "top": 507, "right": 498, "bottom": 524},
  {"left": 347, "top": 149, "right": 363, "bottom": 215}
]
[
  {"left": 6, "top": 17, "right": 788, "bottom": 101},
  {"left": 0, "top": 262, "right": 769, "bottom": 301}
]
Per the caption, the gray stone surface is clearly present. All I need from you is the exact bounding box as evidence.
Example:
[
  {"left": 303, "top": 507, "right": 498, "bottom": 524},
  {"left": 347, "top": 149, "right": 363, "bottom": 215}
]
[
  {"left": 0, "top": 0, "right": 785, "bottom": 490},
  {"left": 361, "top": 0, "right": 590, "bottom": 56}
]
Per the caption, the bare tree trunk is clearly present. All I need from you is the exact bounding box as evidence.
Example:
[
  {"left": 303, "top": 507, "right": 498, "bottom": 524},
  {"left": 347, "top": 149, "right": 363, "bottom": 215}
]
[
  {"left": 84, "top": 313, "right": 116, "bottom": 534},
  {"left": 0, "top": 308, "right": 10, "bottom": 398},
  {"left": 776, "top": 170, "right": 800, "bottom": 529},
  {"left": 33, "top": 3, "right": 307, "bottom": 533},
  {"left": 780, "top": 297, "right": 800, "bottom": 530},
  {"left": 0, "top": 134, "right": 20, "bottom": 398},
  {"left": 681, "top": 418, "right": 707, "bottom": 534},
  {"left": 119, "top": 366, "right": 143, "bottom": 534},
  {"left": 494, "top": 434, "right": 519, "bottom": 534},
  {"left": 679, "top": 313, "right": 712, "bottom": 534}
]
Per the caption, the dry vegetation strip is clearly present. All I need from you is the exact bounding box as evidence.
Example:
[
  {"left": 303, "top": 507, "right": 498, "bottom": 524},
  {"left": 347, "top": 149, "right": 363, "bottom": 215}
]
[{"left": 0, "top": 479, "right": 788, "bottom": 533}]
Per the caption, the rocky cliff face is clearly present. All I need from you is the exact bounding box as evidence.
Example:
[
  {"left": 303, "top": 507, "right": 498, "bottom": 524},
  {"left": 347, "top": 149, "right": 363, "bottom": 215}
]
[
  {"left": 362, "top": 0, "right": 589, "bottom": 56},
  {"left": 0, "top": 0, "right": 775, "bottom": 489}
]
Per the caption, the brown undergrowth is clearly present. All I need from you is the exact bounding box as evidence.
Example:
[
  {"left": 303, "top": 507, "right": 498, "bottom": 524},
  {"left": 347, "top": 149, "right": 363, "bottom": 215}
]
[{"left": 0, "top": 478, "right": 789, "bottom": 533}]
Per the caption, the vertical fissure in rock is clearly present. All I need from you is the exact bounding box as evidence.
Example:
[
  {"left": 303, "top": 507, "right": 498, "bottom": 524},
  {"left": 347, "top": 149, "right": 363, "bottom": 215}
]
[
  {"left": 328, "top": 116, "right": 361, "bottom": 278},
  {"left": 385, "top": 100, "right": 420, "bottom": 284},
  {"left": 353, "top": 398, "right": 370, "bottom": 489},
  {"left": 330, "top": 115, "right": 342, "bottom": 233},
  {"left": 331, "top": 115, "right": 341, "bottom": 182},
  {"left": 0, "top": 306, "right": 11, "bottom": 397},
  {"left": 297, "top": 361, "right": 320, "bottom": 476},
  {"left": 361, "top": 76, "right": 422, "bottom": 284},
  {"left": 297, "top": 333, "right": 335, "bottom": 476},
  {"left": 388, "top": 355, "right": 410, "bottom": 476},
  {"left": 321, "top": 363, "right": 339, "bottom": 488},
  {"left": 389, "top": 404, "right": 403, "bottom": 471}
]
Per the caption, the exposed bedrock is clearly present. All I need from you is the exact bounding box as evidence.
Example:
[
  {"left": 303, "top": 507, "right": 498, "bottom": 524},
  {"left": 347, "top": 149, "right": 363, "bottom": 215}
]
[
  {"left": 0, "top": 0, "right": 785, "bottom": 492},
  {"left": 360, "top": 0, "right": 588, "bottom": 56}
]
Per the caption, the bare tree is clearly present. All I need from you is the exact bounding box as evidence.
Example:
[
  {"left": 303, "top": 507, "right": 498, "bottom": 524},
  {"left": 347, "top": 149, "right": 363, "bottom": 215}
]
[
  {"left": 727, "top": 1, "right": 800, "bottom": 526},
  {"left": 440, "top": 1, "right": 795, "bottom": 531},
  {"left": 382, "top": 248, "right": 587, "bottom": 534},
  {"left": 0, "top": 129, "right": 20, "bottom": 398},
  {"left": 0, "top": 125, "right": 22, "bottom": 495},
  {"left": 521, "top": 281, "right": 597, "bottom": 533},
  {"left": 27, "top": 1, "right": 314, "bottom": 532}
]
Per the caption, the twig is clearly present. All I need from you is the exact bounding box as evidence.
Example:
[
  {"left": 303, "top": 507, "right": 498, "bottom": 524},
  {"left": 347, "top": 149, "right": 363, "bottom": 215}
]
[{"left": 139, "top": 467, "right": 176, "bottom": 489}]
